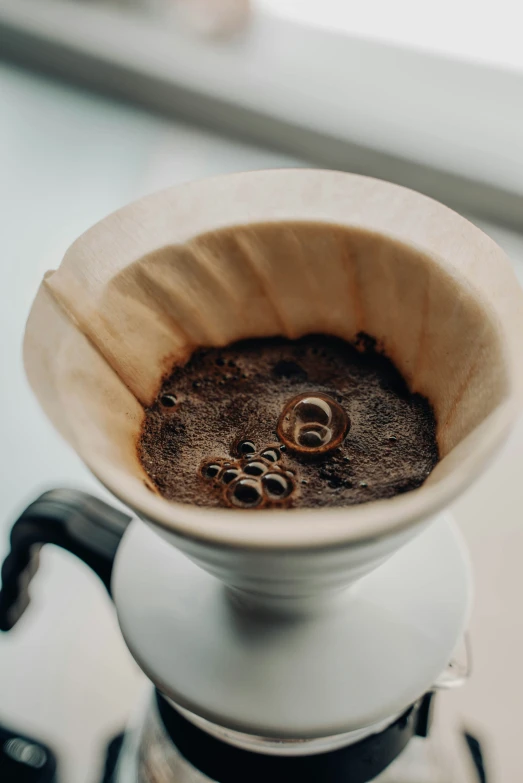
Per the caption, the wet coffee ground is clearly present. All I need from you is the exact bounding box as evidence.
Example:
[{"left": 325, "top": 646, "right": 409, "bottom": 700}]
[{"left": 138, "top": 334, "right": 439, "bottom": 509}]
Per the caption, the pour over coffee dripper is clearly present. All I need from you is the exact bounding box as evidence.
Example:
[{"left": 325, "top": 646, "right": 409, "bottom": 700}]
[{"left": 1, "top": 170, "right": 523, "bottom": 782}]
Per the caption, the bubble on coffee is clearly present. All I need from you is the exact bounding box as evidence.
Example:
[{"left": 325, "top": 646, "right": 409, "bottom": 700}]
[
  {"left": 139, "top": 334, "right": 439, "bottom": 509},
  {"left": 228, "top": 477, "right": 264, "bottom": 508},
  {"left": 243, "top": 460, "right": 268, "bottom": 477},
  {"left": 277, "top": 393, "right": 349, "bottom": 455},
  {"left": 297, "top": 425, "right": 330, "bottom": 449},
  {"left": 260, "top": 448, "right": 280, "bottom": 463},
  {"left": 222, "top": 467, "right": 241, "bottom": 484},
  {"left": 201, "top": 462, "right": 223, "bottom": 480},
  {"left": 237, "top": 439, "right": 256, "bottom": 456},
  {"left": 263, "top": 472, "right": 293, "bottom": 499},
  {"left": 160, "top": 393, "right": 177, "bottom": 408}
]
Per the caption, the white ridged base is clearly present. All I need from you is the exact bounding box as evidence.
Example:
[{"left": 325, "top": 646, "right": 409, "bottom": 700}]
[{"left": 112, "top": 514, "right": 471, "bottom": 739}]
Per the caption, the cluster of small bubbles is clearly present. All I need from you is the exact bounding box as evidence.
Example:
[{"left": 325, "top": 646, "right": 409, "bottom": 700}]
[
  {"left": 160, "top": 394, "right": 177, "bottom": 408},
  {"left": 277, "top": 393, "right": 349, "bottom": 455},
  {"left": 201, "top": 437, "right": 297, "bottom": 508}
]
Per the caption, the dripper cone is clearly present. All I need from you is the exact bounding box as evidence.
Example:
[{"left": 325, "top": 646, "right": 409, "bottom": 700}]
[{"left": 24, "top": 170, "right": 523, "bottom": 592}]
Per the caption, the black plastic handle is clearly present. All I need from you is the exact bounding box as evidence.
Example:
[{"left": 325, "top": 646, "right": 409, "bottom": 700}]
[{"left": 0, "top": 489, "right": 132, "bottom": 632}]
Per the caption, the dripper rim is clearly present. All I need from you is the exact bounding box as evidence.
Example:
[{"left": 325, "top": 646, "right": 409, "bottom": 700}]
[{"left": 25, "top": 169, "right": 523, "bottom": 550}]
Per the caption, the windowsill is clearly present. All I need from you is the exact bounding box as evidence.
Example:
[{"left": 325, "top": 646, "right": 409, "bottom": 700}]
[
  {"left": 257, "top": 0, "right": 523, "bottom": 72},
  {"left": 0, "top": 0, "right": 522, "bottom": 227}
]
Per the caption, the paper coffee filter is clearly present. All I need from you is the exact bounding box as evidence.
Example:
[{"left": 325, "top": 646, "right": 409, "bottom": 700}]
[{"left": 23, "top": 170, "right": 523, "bottom": 548}]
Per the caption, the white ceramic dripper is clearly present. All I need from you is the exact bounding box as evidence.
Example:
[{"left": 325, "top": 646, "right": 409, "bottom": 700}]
[{"left": 22, "top": 170, "right": 523, "bottom": 742}]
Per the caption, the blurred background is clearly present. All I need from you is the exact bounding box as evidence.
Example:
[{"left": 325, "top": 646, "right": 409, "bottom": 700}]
[{"left": 0, "top": 1, "right": 522, "bottom": 781}]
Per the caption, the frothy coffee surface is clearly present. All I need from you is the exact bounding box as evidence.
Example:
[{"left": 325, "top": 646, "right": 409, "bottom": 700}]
[{"left": 139, "top": 334, "right": 438, "bottom": 509}]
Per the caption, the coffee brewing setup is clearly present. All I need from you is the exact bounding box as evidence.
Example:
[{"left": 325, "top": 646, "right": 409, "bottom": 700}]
[{"left": 2, "top": 170, "right": 522, "bottom": 782}]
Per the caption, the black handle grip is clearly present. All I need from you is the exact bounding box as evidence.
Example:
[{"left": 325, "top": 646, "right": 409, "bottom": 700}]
[
  {"left": 0, "top": 722, "right": 58, "bottom": 782},
  {"left": 0, "top": 489, "right": 132, "bottom": 632}
]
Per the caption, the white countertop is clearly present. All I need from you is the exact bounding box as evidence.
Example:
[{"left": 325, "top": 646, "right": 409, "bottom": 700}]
[{"left": 1, "top": 62, "right": 523, "bottom": 783}]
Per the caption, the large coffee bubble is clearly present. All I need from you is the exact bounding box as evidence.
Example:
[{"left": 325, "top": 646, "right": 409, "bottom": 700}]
[{"left": 277, "top": 393, "right": 349, "bottom": 455}]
